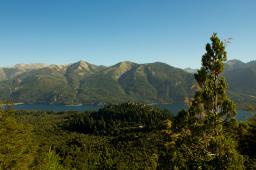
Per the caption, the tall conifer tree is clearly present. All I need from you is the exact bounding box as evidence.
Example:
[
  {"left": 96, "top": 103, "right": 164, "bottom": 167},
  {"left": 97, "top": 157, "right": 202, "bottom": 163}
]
[{"left": 164, "top": 33, "right": 244, "bottom": 169}]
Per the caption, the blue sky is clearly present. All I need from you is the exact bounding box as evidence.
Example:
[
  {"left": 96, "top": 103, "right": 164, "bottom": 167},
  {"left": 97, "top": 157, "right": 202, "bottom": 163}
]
[{"left": 0, "top": 0, "right": 255, "bottom": 68}]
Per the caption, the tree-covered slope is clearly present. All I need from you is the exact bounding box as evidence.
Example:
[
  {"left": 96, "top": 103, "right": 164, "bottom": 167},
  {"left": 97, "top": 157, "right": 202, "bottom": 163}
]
[
  {"left": 0, "top": 59, "right": 255, "bottom": 105},
  {"left": 224, "top": 60, "right": 256, "bottom": 105},
  {"left": 0, "top": 61, "right": 195, "bottom": 104}
]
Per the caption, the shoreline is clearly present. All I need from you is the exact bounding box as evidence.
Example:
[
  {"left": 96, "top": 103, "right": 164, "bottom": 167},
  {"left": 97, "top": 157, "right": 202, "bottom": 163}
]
[{"left": 0, "top": 102, "right": 24, "bottom": 106}]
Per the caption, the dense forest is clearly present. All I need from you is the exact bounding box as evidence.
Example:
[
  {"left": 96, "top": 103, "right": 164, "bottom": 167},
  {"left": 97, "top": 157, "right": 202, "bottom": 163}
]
[
  {"left": 1, "top": 102, "right": 256, "bottom": 169},
  {"left": 1, "top": 34, "right": 256, "bottom": 169}
]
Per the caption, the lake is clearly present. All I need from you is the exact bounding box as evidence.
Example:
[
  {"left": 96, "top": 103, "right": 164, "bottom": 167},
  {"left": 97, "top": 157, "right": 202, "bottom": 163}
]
[
  {"left": 6, "top": 103, "right": 255, "bottom": 121},
  {"left": 7, "top": 103, "right": 185, "bottom": 113}
]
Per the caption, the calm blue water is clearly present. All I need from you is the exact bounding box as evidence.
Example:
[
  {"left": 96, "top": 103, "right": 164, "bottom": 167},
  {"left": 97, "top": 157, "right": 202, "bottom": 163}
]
[
  {"left": 12, "top": 103, "right": 103, "bottom": 112},
  {"left": 8, "top": 103, "right": 256, "bottom": 121},
  {"left": 156, "top": 103, "right": 256, "bottom": 121}
]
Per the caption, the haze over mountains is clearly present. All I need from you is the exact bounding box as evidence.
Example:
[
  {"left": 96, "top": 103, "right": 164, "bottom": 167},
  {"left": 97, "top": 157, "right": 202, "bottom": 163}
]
[{"left": 0, "top": 59, "right": 255, "bottom": 106}]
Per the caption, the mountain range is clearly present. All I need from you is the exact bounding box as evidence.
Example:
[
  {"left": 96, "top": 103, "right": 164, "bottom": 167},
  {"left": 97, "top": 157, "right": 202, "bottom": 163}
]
[{"left": 0, "top": 59, "right": 255, "bottom": 106}]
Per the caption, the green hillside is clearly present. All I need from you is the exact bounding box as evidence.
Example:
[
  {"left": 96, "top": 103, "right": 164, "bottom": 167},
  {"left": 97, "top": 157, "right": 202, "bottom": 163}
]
[
  {"left": 224, "top": 60, "right": 256, "bottom": 106},
  {"left": 0, "top": 60, "right": 255, "bottom": 106}
]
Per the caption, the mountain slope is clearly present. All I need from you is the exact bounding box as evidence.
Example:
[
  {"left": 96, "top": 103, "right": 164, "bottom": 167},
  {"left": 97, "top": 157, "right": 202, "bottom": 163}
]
[
  {"left": 119, "top": 62, "right": 194, "bottom": 103},
  {"left": 8, "top": 65, "right": 71, "bottom": 103},
  {"left": 0, "top": 60, "right": 255, "bottom": 105},
  {"left": 0, "top": 61, "right": 194, "bottom": 104},
  {"left": 224, "top": 60, "right": 256, "bottom": 104},
  {"left": 0, "top": 64, "right": 47, "bottom": 81}
]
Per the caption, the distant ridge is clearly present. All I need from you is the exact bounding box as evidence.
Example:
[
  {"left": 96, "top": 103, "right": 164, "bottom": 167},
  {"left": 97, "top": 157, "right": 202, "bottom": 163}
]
[
  {"left": 14, "top": 63, "right": 48, "bottom": 70},
  {"left": 0, "top": 59, "right": 255, "bottom": 106},
  {"left": 184, "top": 67, "right": 197, "bottom": 73}
]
